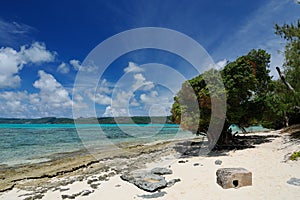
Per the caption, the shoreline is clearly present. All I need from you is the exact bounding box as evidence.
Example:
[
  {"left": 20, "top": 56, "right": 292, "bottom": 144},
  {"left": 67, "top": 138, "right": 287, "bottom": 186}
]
[
  {"left": 0, "top": 135, "right": 202, "bottom": 193},
  {"left": 1, "top": 128, "right": 300, "bottom": 199}
]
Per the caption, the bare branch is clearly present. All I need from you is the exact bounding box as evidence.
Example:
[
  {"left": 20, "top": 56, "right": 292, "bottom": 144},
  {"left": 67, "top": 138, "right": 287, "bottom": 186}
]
[{"left": 276, "top": 67, "right": 295, "bottom": 93}]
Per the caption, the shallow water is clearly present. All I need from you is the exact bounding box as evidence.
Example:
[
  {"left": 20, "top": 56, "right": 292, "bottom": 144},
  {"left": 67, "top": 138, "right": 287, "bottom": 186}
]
[{"left": 0, "top": 124, "right": 192, "bottom": 166}]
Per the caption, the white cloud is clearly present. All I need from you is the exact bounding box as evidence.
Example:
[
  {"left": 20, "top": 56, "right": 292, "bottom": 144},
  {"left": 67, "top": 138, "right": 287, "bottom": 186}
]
[
  {"left": 124, "top": 62, "right": 144, "bottom": 73},
  {"left": 140, "top": 91, "right": 159, "bottom": 104},
  {"left": 0, "top": 71, "right": 79, "bottom": 118},
  {"left": 57, "top": 62, "right": 70, "bottom": 74},
  {"left": 33, "top": 70, "right": 73, "bottom": 108},
  {"left": 20, "top": 42, "right": 55, "bottom": 63},
  {"left": 85, "top": 79, "right": 113, "bottom": 105},
  {"left": 70, "top": 59, "right": 97, "bottom": 72},
  {"left": 0, "top": 19, "right": 35, "bottom": 46},
  {"left": 215, "top": 59, "right": 228, "bottom": 70},
  {"left": 0, "top": 42, "right": 55, "bottom": 88},
  {"left": 0, "top": 47, "right": 22, "bottom": 88},
  {"left": 88, "top": 92, "right": 111, "bottom": 105},
  {"left": 103, "top": 105, "right": 128, "bottom": 117},
  {"left": 132, "top": 73, "right": 155, "bottom": 91}
]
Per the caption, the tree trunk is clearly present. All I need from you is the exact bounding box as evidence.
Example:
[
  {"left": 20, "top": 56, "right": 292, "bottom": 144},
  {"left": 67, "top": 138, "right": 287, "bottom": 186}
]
[{"left": 276, "top": 67, "right": 295, "bottom": 92}]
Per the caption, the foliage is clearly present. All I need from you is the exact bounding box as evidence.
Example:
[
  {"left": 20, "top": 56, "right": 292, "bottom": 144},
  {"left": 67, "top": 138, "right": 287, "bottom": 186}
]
[
  {"left": 290, "top": 150, "right": 300, "bottom": 161},
  {"left": 272, "top": 19, "right": 300, "bottom": 126},
  {"left": 171, "top": 49, "right": 272, "bottom": 147}
]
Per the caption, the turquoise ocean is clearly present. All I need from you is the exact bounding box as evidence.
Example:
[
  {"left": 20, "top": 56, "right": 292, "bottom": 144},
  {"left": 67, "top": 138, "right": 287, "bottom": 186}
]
[{"left": 0, "top": 124, "right": 268, "bottom": 167}]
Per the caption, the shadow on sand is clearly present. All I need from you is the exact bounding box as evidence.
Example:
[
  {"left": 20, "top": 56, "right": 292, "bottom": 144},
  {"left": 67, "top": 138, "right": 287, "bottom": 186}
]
[{"left": 174, "top": 134, "right": 280, "bottom": 158}]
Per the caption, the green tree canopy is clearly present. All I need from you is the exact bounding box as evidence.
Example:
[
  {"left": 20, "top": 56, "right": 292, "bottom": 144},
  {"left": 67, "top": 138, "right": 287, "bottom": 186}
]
[
  {"left": 267, "top": 19, "right": 300, "bottom": 127},
  {"left": 171, "top": 49, "right": 272, "bottom": 148}
]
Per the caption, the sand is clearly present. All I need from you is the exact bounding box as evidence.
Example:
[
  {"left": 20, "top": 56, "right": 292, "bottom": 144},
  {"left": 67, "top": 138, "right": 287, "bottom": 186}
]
[{"left": 1, "top": 129, "right": 300, "bottom": 200}]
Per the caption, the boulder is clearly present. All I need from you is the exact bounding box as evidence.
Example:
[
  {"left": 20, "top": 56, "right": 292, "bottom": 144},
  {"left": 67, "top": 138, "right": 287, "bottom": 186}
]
[
  {"left": 167, "top": 178, "right": 181, "bottom": 187},
  {"left": 215, "top": 160, "right": 222, "bottom": 165},
  {"left": 151, "top": 167, "right": 173, "bottom": 175},
  {"left": 216, "top": 168, "right": 252, "bottom": 189},
  {"left": 121, "top": 171, "right": 167, "bottom": 192},
  {"left": 287, "top": 177, "right": 300, "bottom": 186}
]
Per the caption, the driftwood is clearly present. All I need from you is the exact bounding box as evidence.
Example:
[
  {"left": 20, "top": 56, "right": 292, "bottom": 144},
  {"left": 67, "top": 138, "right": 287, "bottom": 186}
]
[{"left": 276, "top": 67, "right": 295, "bottom": 92}]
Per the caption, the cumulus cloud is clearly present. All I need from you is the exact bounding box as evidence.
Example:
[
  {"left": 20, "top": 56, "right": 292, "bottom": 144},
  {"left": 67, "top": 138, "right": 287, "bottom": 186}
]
[
  {"left": 85, "top": 79, "right": 112, "bottom": 105},
  {"left": 33, "top": 70, "right": 73, "bottom": 108},
  {"left": 132, "top": 73, "right": 155, "bottom": 91},
  {"left": 140, "top": 91, "right": 159, "bottom": 104},
  {"left": 20, "top": 42, "right": 55, "bottom": 63},
  {"left": 0, "top": 42, "right": 55, "bottom": 88},
  {"left": 0, "top": 71, "right": 78, "bottom": 117},
  {"left": 70, "top": 59, "right": 97, "bottom": 72},
  {"left": 124, "top": 62, "right": 144, "bottom": 73},
  {"left": 57, "top": 62, "right": 70, "bottom": 74}
]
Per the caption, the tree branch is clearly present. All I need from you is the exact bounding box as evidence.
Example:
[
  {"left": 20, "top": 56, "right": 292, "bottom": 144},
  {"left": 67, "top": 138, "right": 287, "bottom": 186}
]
[{"left": 276, "top": 67, "right": 295, "bottom": 93}]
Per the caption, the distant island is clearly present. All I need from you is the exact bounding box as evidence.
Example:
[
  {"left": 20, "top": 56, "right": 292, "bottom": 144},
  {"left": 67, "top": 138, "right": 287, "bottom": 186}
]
[{"left": 0, "top": 116, "right": 174, "bottom": 124}]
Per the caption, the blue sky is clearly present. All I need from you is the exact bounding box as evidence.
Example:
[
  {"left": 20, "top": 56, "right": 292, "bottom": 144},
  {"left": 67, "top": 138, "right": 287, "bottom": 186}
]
[{"left": 0, "top": 0, "right": 299, "bottom": 118}]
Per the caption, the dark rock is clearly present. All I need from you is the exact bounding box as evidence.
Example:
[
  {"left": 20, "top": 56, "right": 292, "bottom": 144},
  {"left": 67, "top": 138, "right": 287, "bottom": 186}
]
[
  {"left": 167, "top": 178, "right": 181, "bottom": 187},
  {"left": 81, "top": 190, "right": 93, "bottom": 196},
  {"left": 151, "top": 168, "right": 173, "bottom": 175},
  {"left": 215, "top": 160, "right": 222, "bottom": 165},
  {"left": 216, "top": 168, "right": 252, "bottom": 189},
  {"left": 23, "top": 193, "right": 44, "bottom": 200},
  {"left": 287, "top": 177, "right": 300, "bottom": 186},
  {"left": 121, "top": 171, "right": 168, "bottom": 192},
  {"left": 90, "top": 183, "right": 101, "bottom": 189},
  {"left": 193, "top": 163, "right": 203, "bottom": 166},
  {"left": 115, "top": 184, "right": 121, "bottom": 187},
  {"left": 178, "top": 160, "right": 186, "bottom": 163},
  {"left": 61, "top": 194, "right": 76, "bottom": 199},
  {"left": 87, "top": 178, "right": 98, "bottom": 184},
  {"left": 60, "top": 188, "right": 70, "bottom": 192},
  {"left": 98, "top": 175, "right": 109, "bottom": 181},
  {"left": 137, "top": 191, "right": 167, "bottom": 199}
]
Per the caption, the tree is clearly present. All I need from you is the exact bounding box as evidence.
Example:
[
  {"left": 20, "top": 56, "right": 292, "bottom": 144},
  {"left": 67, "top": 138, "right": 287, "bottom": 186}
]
[
  {"left": 273, "top": 19, "right": 300, "bottom": 126},
  {"left": 171, "top": 49, "right": 272, "bottom": 149}
]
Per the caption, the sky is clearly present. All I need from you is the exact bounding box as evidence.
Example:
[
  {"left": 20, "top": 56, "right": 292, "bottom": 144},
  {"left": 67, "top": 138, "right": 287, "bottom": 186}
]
[{"left": 0, "top": 0, "right": 299, "bottom": 118}]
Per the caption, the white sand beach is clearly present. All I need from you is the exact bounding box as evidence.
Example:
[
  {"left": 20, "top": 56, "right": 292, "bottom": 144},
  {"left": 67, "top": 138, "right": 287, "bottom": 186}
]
[{"left": 1, "top": 129, "right": 300, "bottom": 200}]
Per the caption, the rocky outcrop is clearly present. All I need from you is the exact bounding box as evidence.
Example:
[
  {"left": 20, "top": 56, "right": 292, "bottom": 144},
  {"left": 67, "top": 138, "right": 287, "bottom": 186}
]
[
  {"left": 121, "top": 167, "right": 179, "bottom": 192},
  {"left": 150, "top": 167, "right": 172, "bottom": 175},
  {"left": 121, "top": 171, "right": 167, "bottom": 192}
]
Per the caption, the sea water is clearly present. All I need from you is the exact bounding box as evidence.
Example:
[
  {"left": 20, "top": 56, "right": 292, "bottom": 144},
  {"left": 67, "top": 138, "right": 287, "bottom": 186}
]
[
  {"left": 0, "top": 124, "right": 192, "bottom": 166},
  {"left": 0, "top": 124, "right": 269, "bottom": 167}
]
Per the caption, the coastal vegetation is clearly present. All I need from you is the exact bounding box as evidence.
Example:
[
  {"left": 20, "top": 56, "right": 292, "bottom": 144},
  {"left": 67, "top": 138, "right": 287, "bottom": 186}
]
[
  {"left": 291, "top": 151, "right": 300, "bottom": 161},
  {"left": 171, "top": 19, "right": 300, "bottom": 149}
]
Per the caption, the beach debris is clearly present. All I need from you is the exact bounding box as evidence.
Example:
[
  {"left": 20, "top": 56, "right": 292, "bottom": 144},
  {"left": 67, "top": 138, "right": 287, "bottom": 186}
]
[
  {"left": 167, "top": 178, "right": 181, "bottom": 187},
  {"left": 151, "top": 167, "right": 173, "bottom": 175},
  {"left": 121, "top": 171, "right": 167, "bottom": 192},
  {"left": 287, "top": 177, "right": 300, "bottom": 186},
  {"left": 215, "top": 160, "right": 222, "bottom": 165},
  {"left": 216, "top": 168, "right": 252, "bottom": 189},
  {"left": 137, "top": 191, "right": 167, "bottom": 199}
]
